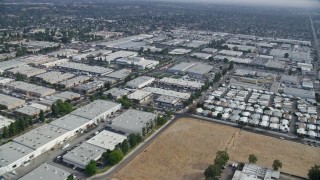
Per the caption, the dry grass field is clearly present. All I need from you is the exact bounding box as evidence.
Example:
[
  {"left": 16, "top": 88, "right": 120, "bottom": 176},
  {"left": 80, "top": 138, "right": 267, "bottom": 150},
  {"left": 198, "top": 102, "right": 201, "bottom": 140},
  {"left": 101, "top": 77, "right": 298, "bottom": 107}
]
[{"left": 112, "top": 118, "right": 320, "bottom": 180}]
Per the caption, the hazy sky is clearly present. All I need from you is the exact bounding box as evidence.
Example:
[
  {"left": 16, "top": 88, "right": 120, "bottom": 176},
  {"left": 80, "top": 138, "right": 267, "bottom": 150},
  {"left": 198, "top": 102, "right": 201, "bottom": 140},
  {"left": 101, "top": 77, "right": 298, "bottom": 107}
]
[{"left": 164, "top": 0, "right": 320, "bottom": 8}]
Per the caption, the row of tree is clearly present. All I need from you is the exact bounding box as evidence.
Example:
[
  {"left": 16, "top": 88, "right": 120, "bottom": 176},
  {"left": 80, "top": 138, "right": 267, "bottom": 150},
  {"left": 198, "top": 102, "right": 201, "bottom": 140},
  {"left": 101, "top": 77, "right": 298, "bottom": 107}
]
[
  {"left": 2, "top": 117, "right": 33, "bottom": 139},
  {"left": 248, "top": 154, "right": 282, "bottom": 170}
]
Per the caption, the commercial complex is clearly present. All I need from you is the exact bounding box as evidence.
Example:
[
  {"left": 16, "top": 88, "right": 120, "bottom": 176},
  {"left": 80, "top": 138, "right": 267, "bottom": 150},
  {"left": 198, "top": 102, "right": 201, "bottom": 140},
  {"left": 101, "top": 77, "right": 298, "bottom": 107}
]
[
  {"left": 143, "top": 87, "right": 190, "bottom": 99},
  {"left": 108, "top": 109, "right": 157, "bottom": 134},
  {"left": 36, "top": 71, "right": 75, "bottom": 84},
  {"left": 7, "top": 65, "right": 46, "bottom": 78},
  {"left": 6, "top": 81, "right": 56, "bottom": 97},
  {"left": 57, "top": 62, "right": 113, "bottom": 76},
  {"left": 158, "top": 77, "right": 204, "bottom": 90},
  {"left": 116, "top": 57, "right": 159, "bottom": 70},
  {"left": 0, "top": 93, "right": 25, "bottom": 110},
  {"left": 19, "top": 163, "right": 71, "bottom": 180},
  {"left": 126, "top": 76, "right": 155, "bottom": 89}
]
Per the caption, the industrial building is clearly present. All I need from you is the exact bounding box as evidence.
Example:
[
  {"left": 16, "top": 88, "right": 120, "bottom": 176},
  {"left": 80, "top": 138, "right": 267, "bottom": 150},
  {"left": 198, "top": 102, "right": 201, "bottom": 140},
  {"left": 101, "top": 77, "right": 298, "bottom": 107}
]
[
  {"left": 57, "top": 62, "right": 113, "bottom": 76},
  {"left": 13, "top": 124, "right": 70, "bottom": 157},
  {"left": 7, "top": 65, "right": 46, "bottom": 78},
  {"left": 59, "top": 76, "right": 90, "bottom": 88},
  {"left": 74, "top": 80, "right": 104, "bottom": 94},
  {"left": 218, "top": 50, "right": 243, "bottom": 57},
  {"left": 168, "top": 62, "right": 196, "bottom": 73},
  {"left": 127, "top": 90, "right": 152, "bottom": 103},
  {"left": 190, "top": 52, "right": 212, "bottom": 60},
  {"left": 18, "top": 55, "right": 58, "bottom": 66},
  {"left": 155, "top": 95, "right": 180, "bottom": 107},
  {"left": 19, "top": 163, "right": 71, "bottom": 180},
  {"left": 7, "top": 81, "right": 56, "bottom": 97},
  {"left": 143, "top": 87, "right": 190, "bottom": 99},
  {"left": 41, "top": 58, "right": 69, "bottom": 68},
  {"left": 47, "top": 49, "right": 79, "bottom": 58},
  {"left": 15, "top": 106, "right": 42, "bottom": 117},
  {"left": 105, "top": 69, "right": 131, "bottom": 81},
  {"left": 232, "top": 163, "right": 280, "bottom": 180},
  {"left": 71, "top": 100, "right": 121, "bottom": 123},
  {"left": 116, "top": 57, "right": 159, "bottom": 70},
  {"left": 0, "top": 93, "right": 26, "bottom": 110},
  {"left": 86, "top": 130, "right": 127, "bottom": 151},
  {"left": 0, "top": 60, "right": 26, "bottom": 74},
  {"left": 283, "top": 87, "right": 315, "bottom": 99},
  {"left": 0, "top": 77, "right": 14, "bottom": 86},
  {"left": 169, "top": 48, "right": 192, "bottom": 55},
  {"left": 63, "top": 130, "right": 126, "bottom": 169},
  {"left": 62, "top": 142, "right": 106, "bottom": 169},
  {"left": 202, "top": 48, "right": 218, "bottom": 54},
  {"left": 50, "top": 114, "right": 93, "bottom": 136},
  {"left": 158, "top": 77, "right": 204, "bottom": 90},
  {"left": 108, "top": 109, "right": 157, "bottom": 135},
  {"left": 104, "top": 88, "right": 129, "bottom": 100},
  {"left": 36, "top": 71, "right": 75, "bottom": 84},
  {"left": 280, "top": 75, "right": 299, "bottom": 85},
  {"left": 38, "top": 91, "right": 81, "bottom": 106},
  {"left": 0, "top": 142, "right": 35, "bottom": 175},
  {"left": 126, "top": 76, "right": 155, "bottom": 89},
  {"left": 168, "top": 62, "right": 213, "bottom": 78}
]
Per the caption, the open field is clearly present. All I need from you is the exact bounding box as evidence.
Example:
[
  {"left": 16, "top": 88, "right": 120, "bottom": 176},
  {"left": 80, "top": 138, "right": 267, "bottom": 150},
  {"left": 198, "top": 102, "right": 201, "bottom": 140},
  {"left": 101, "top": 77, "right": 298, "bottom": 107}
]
[{"left": 112, "top": 118, "right": 320, "bottom": 180}]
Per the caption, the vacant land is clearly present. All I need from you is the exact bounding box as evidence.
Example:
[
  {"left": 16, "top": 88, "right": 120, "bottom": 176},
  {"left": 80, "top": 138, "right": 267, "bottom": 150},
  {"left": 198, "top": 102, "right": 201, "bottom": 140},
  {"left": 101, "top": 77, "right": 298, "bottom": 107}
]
[{"left": 112, "top": 118, "right": 320, "bottom": 180}]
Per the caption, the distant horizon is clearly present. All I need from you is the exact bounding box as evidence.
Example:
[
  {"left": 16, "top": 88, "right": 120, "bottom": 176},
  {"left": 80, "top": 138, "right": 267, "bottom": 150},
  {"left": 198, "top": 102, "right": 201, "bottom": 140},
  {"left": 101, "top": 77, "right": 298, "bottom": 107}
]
[{"left": 149, "top": 0, "right": 320, "bottom": 8}]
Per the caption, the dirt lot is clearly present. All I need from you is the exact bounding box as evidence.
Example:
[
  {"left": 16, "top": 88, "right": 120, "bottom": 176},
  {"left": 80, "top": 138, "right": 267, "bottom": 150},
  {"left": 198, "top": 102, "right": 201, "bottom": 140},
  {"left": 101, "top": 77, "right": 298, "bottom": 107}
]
[{"left": 112, "top": 118, "right": 320, "bottom": 180}]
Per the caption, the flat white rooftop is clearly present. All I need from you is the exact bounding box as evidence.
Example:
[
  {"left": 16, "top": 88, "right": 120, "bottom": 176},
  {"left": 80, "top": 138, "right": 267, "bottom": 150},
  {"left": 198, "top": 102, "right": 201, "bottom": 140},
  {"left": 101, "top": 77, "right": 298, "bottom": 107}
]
[
  {"left": 71, "top": 100, "right": 121, "bottom": 120},
  {"left": 0, "top": 142, "right": 34, "bottom": 168},
  {"left": 159, "top": 77, "right": 204, "bottom": 89},
  {"left": 19, "top": 163, "right": 71, "bottom": 180},
  {"left": 50, "top": 114, "right": 92, "bottom": 131},
  {"left": 143, "top": 87, "right": 190, "bottom": 99},
  {"left": 86, "top": 130, "right": 127, "bottom": 150}
]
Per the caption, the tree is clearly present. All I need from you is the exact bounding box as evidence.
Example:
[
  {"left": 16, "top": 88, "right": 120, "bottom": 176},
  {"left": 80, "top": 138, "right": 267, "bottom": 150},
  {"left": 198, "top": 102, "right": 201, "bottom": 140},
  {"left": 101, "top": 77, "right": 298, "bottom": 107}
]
[
  {"left": 228, "top": 61, "right": 234, "bottom": 71},
  {"left": 105, "top": 82, "right": 111, "bottom": 90},
  {"left": 308, "top": 165, "right": 320, "bottom": 180},
  {"left": 121, "top": 139, "right": 129, "bottom": 154},
  {"left": 284, "top": 53, "right": 289, "bottom": 58},
  {"left": 39, "top": 110, "right": 45, "bottom": 122},
  {"left": 51, "top": 104, "right": 59, "bottom": 117},
  {"left": 217, "top": 113, "right": 222, "bottom": 119},
  {"left": 106, "top": 93, "right": 113, "bottom": 99},
  {"left": 67, "top": 174, "right": 74, "bottom": 180},
  {"left": 107, "top": 150, "right": 124, "bottom": 165},
  {"left": 2, "top": 126, "right": 8, "bottom": 138},
  {"left": 214, "top": 151, "right": 229, "bottom": 167},
  {"left": 85, "top": 160, "right": 97, "bottom": 176},
  {"left": 248, "top": 154, "right": 257, "bottom": 163},
  {"left": 204, "top": 164, "right": 221, "bottom": 180},
  {"left": 272, "top": 159, "right": 282, "bottom": 170}
]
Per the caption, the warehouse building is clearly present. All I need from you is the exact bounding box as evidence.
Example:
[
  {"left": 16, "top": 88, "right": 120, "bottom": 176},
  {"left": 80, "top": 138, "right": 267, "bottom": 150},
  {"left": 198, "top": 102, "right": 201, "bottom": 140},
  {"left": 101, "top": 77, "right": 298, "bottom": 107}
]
[
  {"left": 71, "top": 100, "right": 121, "bottom": 123},
  {"left": 283, "top": 87, "right": 315, "bottom": 99},
  {"left": 202, "top": 48, "right": 218, "bottom": 54},
  {"left": 143, "top": 87, "right": 190, "bottom": 100},
  {"left": 105, "top": 69, "right": 131, "bottom": 81},
  {"left": 168, "top": 62, "right": 196, "bottom": 73},
  {"left": 74, "top": 80, "right": 104, "bottom": 94},
  {"left": 62, "top": 142, "right": 106, "bottom": 169},
  {"left": 7, "top": 81, "right": 56, "bottom": 97},
  {"left": 169, "top": 48, "right": 192, "bottom": 55},
  {"left": 15, "top": 106, "right": 42, "bottom": 117},
  {"left": 36, "top": 71, "right": 75, "bottom": 84},
  {"left": 41, "top": 58, "right": 69, "bottom": 68},
  {"left": 50, "top": 114, "right": 93, "bottom": 136},
  {"left": 104, "top": 88, "right": 129, "bottom": 100},
  {"left": 0, "top": 60, "right": 26, "bottom": 74},
  {"left": 19, "top": 163, "right": 71, "bottom": 180},
  {"left": 127, "top": 90, "right": 152, "bottom": 103},
  {"left": 99, "top": 50, "right": 137, "bottom": 64},
  {"left": 280, "top": 75, "right": 299, "bottom": 85},
  {"left": 38, "top": 91, "right": 81, "bottom": 106},
  {"left": 157, "top": 77, "right": 204, "bottom": 90},
  {"left": 59, "top": 76, "right": 90, "bottom": 88},
  {"left": 86, "top": 130, "right": 127, "bottom": 151},
  {"left": 47, "top": 49, "right": 79, "bottom": 58},
  {"left": 7, "top": 65, "right": 46, "bottom": 78},
  {"left": 218, "top": 50, "right": 243, "bottom": 57},
  {"left": 0, "top": 93, "right": 26, "bottom": 110},
  {"left": 13, "top": 124, "right": 70, "bottom": 157},
  {"left": 185, "top": 63, "right": 213, "bottom": 78},
  {"left": 126, "top": 76, "right": 155, "bottom": 89},
  {"left": 108, "top": 109, "right": 157, "bottom": 135},
  {"left": 116, "top": 57, "right": 159, "bottom": 70},
  {"left": 0, "top": 142, "right": 35, "bottom": 175},
  {"left": 18, "top": 55, "right": 58, "bottom": 66},
  {"left": 190, "top": 52, "right": 212, "bottom": 60},
  {"left": 0, "top": 77, "right": 14, "bottom": 86},
  {"left": 57, "top": 62, "right": 113, "bottom": 76},
  {"left": 155, "top": 95, "right": 180, "bottom": 107}
]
